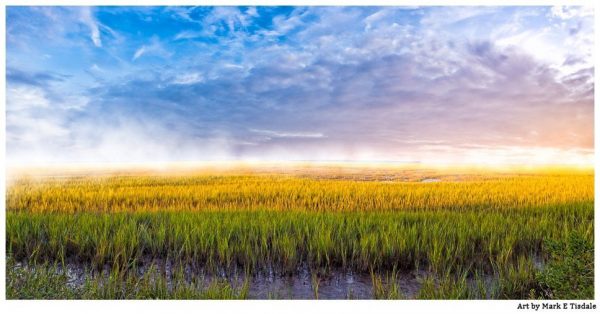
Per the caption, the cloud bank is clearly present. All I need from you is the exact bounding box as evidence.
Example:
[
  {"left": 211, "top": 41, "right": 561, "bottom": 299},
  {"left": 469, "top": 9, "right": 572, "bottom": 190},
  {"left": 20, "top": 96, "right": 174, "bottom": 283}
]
[{"left": 6, "top": 6, "right": 594, "bottom": 165}]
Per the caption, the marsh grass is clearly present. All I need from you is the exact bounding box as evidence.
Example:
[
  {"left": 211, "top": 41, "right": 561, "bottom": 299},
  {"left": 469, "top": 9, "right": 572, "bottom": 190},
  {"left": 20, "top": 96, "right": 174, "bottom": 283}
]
[
  {"left": 6, "top": 170, "right": 594, "bottom": 299},
  {"left": 7, "top": 204, "right": 592, "bottom": 275},
  {"left": 7, "top": 173, "right": 592, "bottom": 214},
  {"left": 536, "top": 233, "right": 594, "bottom": 299},
  {"left": 371, "top": 268, "right": 405, "bottom": 299}
]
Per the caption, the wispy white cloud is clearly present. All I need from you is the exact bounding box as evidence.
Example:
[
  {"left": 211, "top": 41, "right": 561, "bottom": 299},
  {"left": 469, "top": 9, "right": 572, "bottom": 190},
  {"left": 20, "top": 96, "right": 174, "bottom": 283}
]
[
  {"left": 419, "top": 6, "right": 497, "bottom": 28},
  {"left": 174, "top": 30, "right": 203, "bottom": 40},
  {"left": 79, "top": 7, "right": 101, "bottom": 47},
  {"left": 172, "top": 72, "right": 204, "bottom": 85},
  {"left": 7, "top": 85, "right": 51, "bottom": 110},
  {"left": 250, "top": 129, "right": 326, "bottom": 139},
  {"left": 132, "top": 36, "right": 171, "bottom": 61},
  {"left": 550, "top": 6, "right": 593, "bottom": 20},
  {"left": 132, "top": 46, "right": 146, "bottom": 61}
]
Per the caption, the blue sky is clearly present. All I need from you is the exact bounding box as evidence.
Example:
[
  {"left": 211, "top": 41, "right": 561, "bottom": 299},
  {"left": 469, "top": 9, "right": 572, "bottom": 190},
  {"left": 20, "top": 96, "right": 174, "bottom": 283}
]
[{"left": 6, "top": 6, "right": 594, "bottom": 164}]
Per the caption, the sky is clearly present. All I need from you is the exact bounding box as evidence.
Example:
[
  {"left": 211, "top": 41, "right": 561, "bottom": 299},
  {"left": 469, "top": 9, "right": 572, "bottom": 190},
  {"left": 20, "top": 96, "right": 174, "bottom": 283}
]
[{"left": 5, "top": 6, "right": 595, "bottom": 165}]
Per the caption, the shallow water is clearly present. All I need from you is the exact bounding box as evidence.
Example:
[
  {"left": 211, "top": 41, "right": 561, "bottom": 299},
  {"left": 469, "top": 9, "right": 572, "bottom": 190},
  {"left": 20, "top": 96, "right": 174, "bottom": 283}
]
[
  {"left": 51, "top": 261, "right": 425, "bottom": 299},
  {"left": 245, "top": 268, "right": 422, "bottom": 299},
  {"left": 15, "top": 258, "right": 544, "bottom": 299}
]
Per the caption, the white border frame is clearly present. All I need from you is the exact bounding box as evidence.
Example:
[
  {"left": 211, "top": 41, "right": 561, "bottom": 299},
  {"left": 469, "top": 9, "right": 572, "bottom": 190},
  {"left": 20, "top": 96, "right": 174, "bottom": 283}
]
[{"left": 0, "top": 1, "right": 597, "bottom": 313}]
